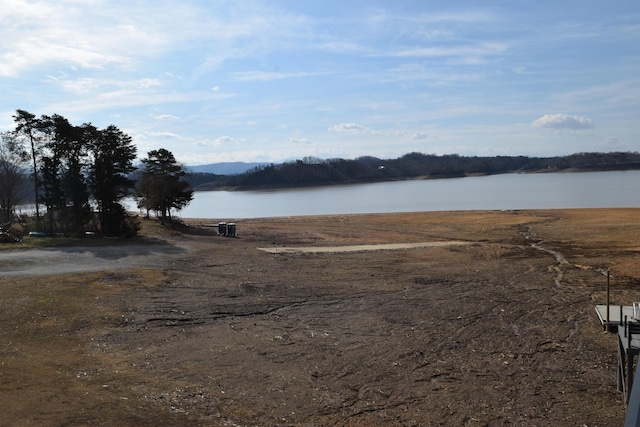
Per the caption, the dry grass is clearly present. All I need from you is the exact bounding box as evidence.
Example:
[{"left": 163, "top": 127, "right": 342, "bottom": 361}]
[{"left": 1, "top": 208, "right": 640, "bottom": 426}]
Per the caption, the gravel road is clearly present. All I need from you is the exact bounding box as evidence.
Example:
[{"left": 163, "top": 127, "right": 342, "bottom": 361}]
[{"left": 0, "top": 243, "right": 189, "bottom": 277}]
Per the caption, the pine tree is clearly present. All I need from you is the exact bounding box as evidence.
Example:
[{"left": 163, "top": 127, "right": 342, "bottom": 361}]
[
  {"left": 88, "top": 124, "right": 137, "bottom": 236},
  {"left": 135, "top": 149, "right": 193, "bottom": 222}
]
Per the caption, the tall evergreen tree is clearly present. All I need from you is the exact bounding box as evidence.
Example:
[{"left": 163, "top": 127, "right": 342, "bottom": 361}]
[
  {"left": 7, "top": 111, "right": 139, "bottom": 236},
  {"left": 42, "top": 115, "right": 91, "bottom": 236},
  {"left": 39, "top": 155, "right": 64, "bottom": 235},
  {"left": 88, "top": 124, "right": 137, "bottom": 236},
  {"left": 11, "top": 109, "right": 47, "bottom": 225},
  {"left": 136, "top": 148, "right": 193, "bottom": 222}
]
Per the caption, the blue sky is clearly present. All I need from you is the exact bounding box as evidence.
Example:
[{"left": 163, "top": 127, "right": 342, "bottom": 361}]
[{"left": 1, "top": 1, "right": 639, "bottom": 165}]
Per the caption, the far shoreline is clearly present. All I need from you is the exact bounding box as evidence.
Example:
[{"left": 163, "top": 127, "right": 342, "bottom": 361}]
[{"left": 193, "top": 166, "right": 640, "bottom": 192}]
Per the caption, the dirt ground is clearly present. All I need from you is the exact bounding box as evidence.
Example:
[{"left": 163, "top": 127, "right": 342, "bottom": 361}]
[{"left": 1, "top": 208, "right": 640, "bottom": 426}]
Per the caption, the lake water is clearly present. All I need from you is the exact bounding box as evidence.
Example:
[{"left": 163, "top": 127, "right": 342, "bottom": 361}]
[{"left": 128, "top": 170, "right": 640, "bottom": 219}]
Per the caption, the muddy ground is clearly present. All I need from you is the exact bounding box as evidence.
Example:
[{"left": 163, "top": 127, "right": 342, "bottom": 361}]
[{"left": 1, "top": 209, "right": 639, "bottom": 426}]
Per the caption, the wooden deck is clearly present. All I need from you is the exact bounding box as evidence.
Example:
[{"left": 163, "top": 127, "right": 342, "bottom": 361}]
[
  {"left": 595, "top": 304, "right": 634, "bottom": 331},
  {"left": 595, "top": 305, "right": 640, "bottom": 423},
  {"left": 618, "top": 320, "right": 640, "bottom": 404}
]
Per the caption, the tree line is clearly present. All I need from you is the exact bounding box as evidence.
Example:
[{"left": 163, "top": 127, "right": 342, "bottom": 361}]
[
  {"left": 194, "top": 151, "right": 640, "bottom": 190},
  {"left": 0, "top": 110, "right": 192, "bottom": 237}
]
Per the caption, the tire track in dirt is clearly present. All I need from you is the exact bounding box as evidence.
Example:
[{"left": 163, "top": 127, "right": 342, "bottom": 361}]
[{"left": 522, "top": 225, "right": 570, "bottom": 287}]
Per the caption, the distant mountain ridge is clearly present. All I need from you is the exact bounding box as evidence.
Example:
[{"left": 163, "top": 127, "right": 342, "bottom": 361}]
[{"left": 186, "top": 162, "right": 269, "bottom": 175}]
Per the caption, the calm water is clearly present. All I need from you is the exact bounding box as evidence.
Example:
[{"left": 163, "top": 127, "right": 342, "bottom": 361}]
[{"left": 129, "top": 170, "right": 640, "bottom": 219}]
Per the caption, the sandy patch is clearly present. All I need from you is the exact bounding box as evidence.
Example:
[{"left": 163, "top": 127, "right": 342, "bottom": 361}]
[{"left": 257, "top": 240, "right": 472, "bottom": 253}]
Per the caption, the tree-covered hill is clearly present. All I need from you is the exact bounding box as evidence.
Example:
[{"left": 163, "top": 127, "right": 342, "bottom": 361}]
[{"left": 189, "top": 151, "right": 640, "bottom": 191}]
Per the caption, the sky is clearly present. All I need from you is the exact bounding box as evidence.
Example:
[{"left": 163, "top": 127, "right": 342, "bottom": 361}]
[{"left": 1, "top": 1, "right": 639, "bottom": 166}]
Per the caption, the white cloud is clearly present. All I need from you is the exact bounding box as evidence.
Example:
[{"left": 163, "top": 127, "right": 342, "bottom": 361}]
[
  {"left": 215, "top": 136, "right": 239, "bottom": 145},
  {"left": 328, "top": 123, "right": 380, "bottom": 135},
  {"left": 0, "top": 37, "right": 129, "bottom": 77},
  {"left": 45, "top": 89, "right": 232, "bottom": 116},
  {"left": 134, "top": 78, "right": 161, "bottom": 89},
  {"left": 290, "top": 137, "right": 311, "bottom": 144},
  {"left": 148, "top": 131, "right": 180, "bottom": 139},
  {"left": 54, "top": 77, "right": 161, "bottom": 94},
  {"left": 0, "top": 1, "right": 168, "bottom": 77},
  {"left": 54, "top": 77, "right": 99, "bottom": 94},
  {"left": 152, "top": 114, "right": 180, "bottom": 121},
  {"left": 1, "top": 1, "right": 304, "bottom": 78},
  {"left": 413, "top": 132, "right": 429, "bottom": 140},
  {"left": 531, "top": 114, "right": 595, "bottom": 130},
  {"left": 196, "top": 136, "right": 240, "bottom": 147}
]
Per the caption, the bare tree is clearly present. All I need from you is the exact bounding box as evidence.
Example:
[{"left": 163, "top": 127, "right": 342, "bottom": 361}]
[{"left": 0, "top": 131, "right": 30, "bottom": 223}]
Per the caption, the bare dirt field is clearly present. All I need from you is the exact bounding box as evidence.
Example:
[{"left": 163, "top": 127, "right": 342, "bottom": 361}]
[{"left": 1, "top": 208, "right": 639, "bottom": 426}]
